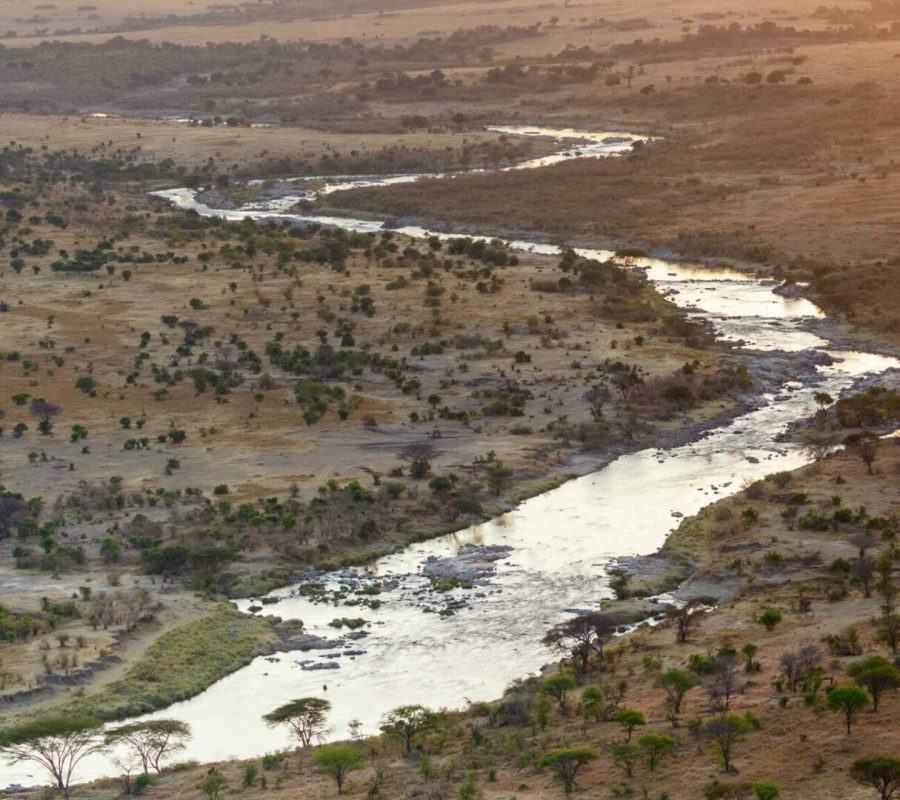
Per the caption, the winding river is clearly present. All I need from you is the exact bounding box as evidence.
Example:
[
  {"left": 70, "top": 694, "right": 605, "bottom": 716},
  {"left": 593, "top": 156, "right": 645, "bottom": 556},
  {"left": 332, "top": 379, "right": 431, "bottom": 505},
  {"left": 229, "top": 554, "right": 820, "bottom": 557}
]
[{"left": 3, "top": 128, "right": 898, "bottom": 788}]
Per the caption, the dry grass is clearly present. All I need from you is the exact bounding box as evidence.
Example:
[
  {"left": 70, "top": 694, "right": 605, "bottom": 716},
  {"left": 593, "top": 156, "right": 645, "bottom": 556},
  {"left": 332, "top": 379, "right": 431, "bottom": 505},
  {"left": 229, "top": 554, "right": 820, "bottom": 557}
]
[{"left": 50, "top": 605, "right": 277, "bottom": 721}]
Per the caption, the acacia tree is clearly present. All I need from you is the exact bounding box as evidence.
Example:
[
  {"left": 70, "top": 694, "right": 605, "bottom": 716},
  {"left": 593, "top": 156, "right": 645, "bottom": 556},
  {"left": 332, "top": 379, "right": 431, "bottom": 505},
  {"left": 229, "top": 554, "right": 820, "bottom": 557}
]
[
  {"left": 541, "top": 674, "right": 576, "bottom": 712},
  {"left": 848, "top": 657, "right": 900, "bottom": 713},
  {"left": 850, "top": 756, "right": 900, "bottom": 800},
  {"left": 263, "top": 698, "right": 331, "bottom": 748},
  {"left": 540, "top": 747, "right": 598, "bottom": 794},
  {"left": 637, "top": 733, "right": 675, "bottom": 771},
  {"left": 611, "top": 741, "right": 639, "bottom": 778},
  {"left": 313, "top": 743, "right": 364, "bottom": 794},
  {"left": 612, "top": 367, "right": 642, "bottom": 401},
  {"left": 656, "top": 668, "right": 697, "bottom": 724},
  {"left": 581, "top": 686, "right": 604, "bottom": 721},
  {"left": 105, "top": 719, "right": 191, "bottom": 773},
  {"left": 702, "top": 714, "right": 752, "bottom": 773},
  {"left": 612, "top": 707, "right": 645, "bottom": 742},
  {"left": 30, "top": 400, "right": 62, "bottom": 435},
  {"left": 380, "top": 705, "right": 436, "bottom": 755},
  {"left": 397, "top": 442, "right": 440, "bottom": 479},
  {"left": 542, "top": 613, "right": 616, "bottom": 673},
  {"left": 826, "top": 685, "right": 869, "bottom": 734},
  {"left": 0, "top": 716, "right": 105, "bottom": 798}
]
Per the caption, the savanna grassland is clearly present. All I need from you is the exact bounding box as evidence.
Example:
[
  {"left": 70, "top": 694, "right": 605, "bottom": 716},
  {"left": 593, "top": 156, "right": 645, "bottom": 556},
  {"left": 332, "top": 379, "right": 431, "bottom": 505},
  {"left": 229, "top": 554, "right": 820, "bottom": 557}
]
[
  {"left": 0, "top": 135, "right": 744, "bottom": 727},
  {"left": 2, "top": 0, "right": 900, "bottom": 798}
]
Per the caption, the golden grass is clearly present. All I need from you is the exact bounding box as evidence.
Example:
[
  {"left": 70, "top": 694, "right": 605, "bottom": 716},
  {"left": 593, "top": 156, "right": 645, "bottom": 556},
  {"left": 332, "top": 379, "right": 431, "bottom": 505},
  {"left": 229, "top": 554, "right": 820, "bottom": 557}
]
[{"left": 55, "top": 606, "right": 276, "bottom": 721}]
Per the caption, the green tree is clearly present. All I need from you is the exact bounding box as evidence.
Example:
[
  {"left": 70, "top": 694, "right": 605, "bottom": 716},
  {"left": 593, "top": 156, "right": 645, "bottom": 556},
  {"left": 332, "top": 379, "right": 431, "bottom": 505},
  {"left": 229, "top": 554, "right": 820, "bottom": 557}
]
[
  {"left": 380, "top": 705, "right": 436, "bottom": 755},
  {"left": 70, "top": 424, "right": 88, "bottom": 443},
  {"left": 611, "top": 741, "right": 640, "bottom": 778},
  {"left": 100, "top": 538, "right": 121, "bottom": 564},
  {"left": 539, "top": 747, "right": 598, "bottom": 794},
  {"left": 848, "top": 656, "right": 900, "bottom": 712},
  {"left": 263, "top": 697, "right": 331, "bottom": 748},
  {"left": 313, "top": 743, "right": 364, "bottom": 794},
  {"left": 241, "top": 763, "right": 258, "bottom": 787},
  {"left": 581, "top": 686, "right": 604, "bottom": 721},
  {"left": 826, "top": 685, "right": 869, "bottom": 734},
  {"left": 758, "top": 607, "right": 782, "bottom": 632},
  {"left": 532, "top": 695, "right": 553, "bottom": 731},
  {"left": 612, "top": 707, "right": 645, "bottom": 742},
  {"left": 0, "top": 716, "right": 105, "bottom": 798},
  {"left": 742, "top": 643, "right": 759, "bottom": 673},
  {"left": 486, "top": 459, "right": 513, "bottom": 496},
  {"left": 702, "top": 714, "right": 752, "bottom": 773},
  {"left": 198, "top": 767, "right": 227, "bottom": 800},
  {"left": 637, "top": 733, "right": 675, "bottom": 771},
  {"left": 753, "top": 783, "right": 780, "bottom": 800},
  {"left": 542, "top": 674, "right": 576, "bottom": 712},
  {"left": 74, "top": 376, "right": 97, "bottom": 396},
  {"left": 850, "top": 756, "right": 900, "bottom": 800},
  {"left": 656, "top": 668, "right": 697, "bottom": 724}
]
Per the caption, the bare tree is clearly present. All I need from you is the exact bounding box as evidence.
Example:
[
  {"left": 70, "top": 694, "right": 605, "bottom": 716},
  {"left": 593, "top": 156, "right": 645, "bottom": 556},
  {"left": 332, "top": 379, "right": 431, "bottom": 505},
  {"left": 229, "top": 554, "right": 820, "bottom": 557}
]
[
  {"left": 583, "top": 383, "right": 611, "bottom": 421},
  {"left": 397, "top": 442, "right": 441, "bottom": 479},
  {"left": 852, "top": 531, "right": 878, "bottom": 559},
  {"left": 0, "top": 495, "right": 29, "bottom": 536},
  {"left": 845, "top": 431, "right": 879, "bottom": 475},
  {"left": 666, "top": 599, "right": 706, "bottom": 643},
  {"left": 851, "top": 556, "right": 877, "bottom": 598},
  {"left": 795, "top": 427, "right": 843, "bottom": 461},
  {"left": 705, "top": 652, "right": 745, "bottom": 712},
  {"left": 779, "top": 646, "right": 821, "bottom": 691},
  {"left": 30, "top": 400, "right": 62, "bottom": 435}
]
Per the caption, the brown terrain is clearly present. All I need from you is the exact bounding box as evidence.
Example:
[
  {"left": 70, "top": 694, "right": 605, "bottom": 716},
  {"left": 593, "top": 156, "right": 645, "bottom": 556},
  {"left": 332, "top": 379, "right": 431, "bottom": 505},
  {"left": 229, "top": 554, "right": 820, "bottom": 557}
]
[{"left": 1, "top": 0, "right": 900, "bottom": 797}]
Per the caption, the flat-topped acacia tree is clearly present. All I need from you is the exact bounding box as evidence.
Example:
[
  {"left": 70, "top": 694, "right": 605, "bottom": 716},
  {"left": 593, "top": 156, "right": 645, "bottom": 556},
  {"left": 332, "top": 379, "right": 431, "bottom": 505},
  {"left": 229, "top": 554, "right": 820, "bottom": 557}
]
[
  {"left": 0, "top": 715, "right": 105, "bottom": 799},
  {"left": 850, "top": 757, "right": 900, "bottom": 800},
  {"left": 263, "top": 698, "right": 331, "bottom": 748},
  {"left": 380, "top": 705, "right": 436, "bottom": 755},
  {"left": 540, "top": 747, "right": 598, "bottom": 794},
  {"left": 105, "top": 719, "right": 191, "bottom": 773}
]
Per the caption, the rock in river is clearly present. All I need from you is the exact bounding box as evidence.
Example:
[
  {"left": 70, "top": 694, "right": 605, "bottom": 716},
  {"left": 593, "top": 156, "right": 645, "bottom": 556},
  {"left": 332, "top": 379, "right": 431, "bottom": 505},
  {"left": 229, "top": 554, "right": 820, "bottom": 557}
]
[{"left": 422, "top": 544, "right": 513, "bottom": 583}]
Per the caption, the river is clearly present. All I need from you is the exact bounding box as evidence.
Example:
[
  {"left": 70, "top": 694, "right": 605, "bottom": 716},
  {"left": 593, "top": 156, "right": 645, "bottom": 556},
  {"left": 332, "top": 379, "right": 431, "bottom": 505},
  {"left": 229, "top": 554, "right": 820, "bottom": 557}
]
[{"left": 3, "top": 128, "right": 897, "bottom": 789}]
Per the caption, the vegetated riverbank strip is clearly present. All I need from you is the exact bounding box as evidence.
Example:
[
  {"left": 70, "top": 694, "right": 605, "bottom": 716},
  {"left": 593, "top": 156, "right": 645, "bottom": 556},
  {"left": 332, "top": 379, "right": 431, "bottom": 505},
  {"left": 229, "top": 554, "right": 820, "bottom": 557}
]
[
  {"left": 1, "top": 602, "right": 364, "bottom": 725},
  {"left": 236, "top": 342, "right": 841, "bottom": 599}
]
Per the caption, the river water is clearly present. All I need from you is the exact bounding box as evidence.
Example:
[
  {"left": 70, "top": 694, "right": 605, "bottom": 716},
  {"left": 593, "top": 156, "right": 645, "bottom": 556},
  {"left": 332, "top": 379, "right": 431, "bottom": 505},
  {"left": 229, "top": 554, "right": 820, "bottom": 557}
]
[{"left": 3, "top": 128, "right": 898, "bottom": 788}]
